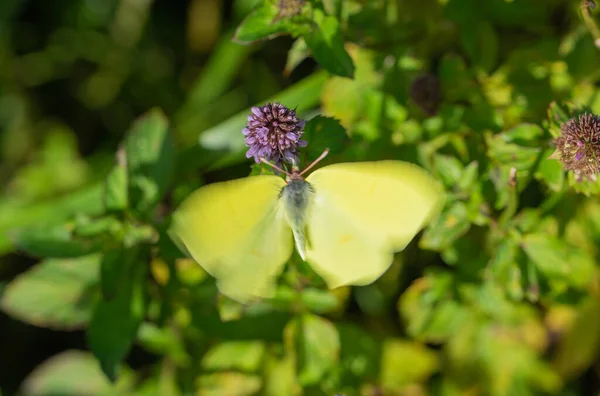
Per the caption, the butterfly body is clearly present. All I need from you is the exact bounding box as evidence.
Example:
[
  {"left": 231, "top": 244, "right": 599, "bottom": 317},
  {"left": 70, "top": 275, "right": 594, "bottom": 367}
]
[
  {"left": 280, "top": 175, "right": 313, "bottom": 260},
  {"left": 171, "top": 159, "right": 444, "bottom": 302}
]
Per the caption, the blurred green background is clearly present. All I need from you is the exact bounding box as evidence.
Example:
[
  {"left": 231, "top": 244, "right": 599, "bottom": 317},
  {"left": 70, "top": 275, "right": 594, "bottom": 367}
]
[{"left": 3, "top": 0, "right": 600, "bottom": 395}]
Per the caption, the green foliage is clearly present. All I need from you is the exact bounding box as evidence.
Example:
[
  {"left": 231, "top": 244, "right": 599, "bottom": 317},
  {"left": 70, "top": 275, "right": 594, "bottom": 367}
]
[{"left": 3, "top": 0, "right": 600, "bottom": 395}]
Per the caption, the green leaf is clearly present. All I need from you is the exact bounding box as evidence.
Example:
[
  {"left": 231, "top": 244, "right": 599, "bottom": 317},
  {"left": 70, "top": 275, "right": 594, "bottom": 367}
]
[
  {"left": 13, "top": 224, "right": 105, "bottom": 258},
  {"left": 460, "top": 21, "right": 498, "bottom": 73},
  {"left": 379, "top": 339, "right": 438, "bottom": 391},
  {"left": 284, "top": 37, "right": 310, "bottom": 76},
  {"left": 286, "top": 313, "right": 340, "bottom": 386},
  {"left": 546, "top": 101, "right": 573, "bottom": 138},
  {"left": 137, "top": 323, "right": 190, "bottom": 366},
  {"left": 521, "top": 234, "right": 570, "bottom": 279},
  {"left": 263, "top": 346, "right": 300, "bottom": 396},
  {"left": 233, "top": 1, "right": 307, "bottom": 44},
  {"left": 489, "top": 238, "right": 525, "bottom": 301},
  {"left": 87, "top": 257, "right": 147, "bottom": 381},
  {"left": 553, "top": 291, "right": 600, "bottom": 379},
  {"left": 20, "top": 350, "right": 134, "bottom": 396},
  {"left": 433, "top": 154, "right": 464, "bottom": 188},
  {"left": 125, "top": 108, "right": 174, "bottom": 217},
  {"left": 457, "top": 160, "right": 480, "bottom": 193},
  {"left": 300, "top": 288, "right": 342, "bottom": 314},
  {"left": 420, "top": 202, "right": 471, "bottom": 251},
  {"left": 0, "top": 183, "right": 105, "bottom": 256},
  {"left": 0, "top": 255, "right": 100, "bottom": 330},
  {"left": 303, "top": 9, "right": 355, "bottom": 78},
  {"left": 196, "top": 372, "right": 262, "bottom": 396},
  {"left": 522, "top": 234, "right": 595, "bottom": 288},
  {"left": 73, "top": 216, "right": 122, "bottom": 239},
  {"left": 535, "top": 148, "right": 565, "bottom": 192},
  {"left": 201, "top": 341, "right": 266, "bottom": 372},
  {"left": 100, "top": 245, "right": 139, "bottom": 300},
  {"left": 438, "top": 54, "right": 475, "bottom": 103},
  {"left": 301, "top": 115, "right": 349, "bottom": 159},
  {"left": 399, "top": 271, "right": 462, "bottom": 343},
  {"left": 104, "top": 158, "right": 128, "bottom": 213}
]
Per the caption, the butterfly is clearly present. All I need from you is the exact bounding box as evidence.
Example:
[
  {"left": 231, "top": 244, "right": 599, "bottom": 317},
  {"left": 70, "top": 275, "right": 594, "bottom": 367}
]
[{"left": 170, "top": 149, "right": 445, "bottom": 302}]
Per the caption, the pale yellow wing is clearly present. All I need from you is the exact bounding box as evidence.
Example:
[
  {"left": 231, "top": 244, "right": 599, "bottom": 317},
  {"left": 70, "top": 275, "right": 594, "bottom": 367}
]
[
  {"left": 170, "top": 175, "right": 292, "bottom": 302},
  {"left": 304, "top": 161, "right": 444, "bottom": 288}
]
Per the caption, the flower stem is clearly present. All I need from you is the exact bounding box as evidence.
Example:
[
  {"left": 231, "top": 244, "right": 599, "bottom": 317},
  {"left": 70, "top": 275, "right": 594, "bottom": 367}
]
[{"left": 581, "top": 0, "right": 600, "bottom": 48}]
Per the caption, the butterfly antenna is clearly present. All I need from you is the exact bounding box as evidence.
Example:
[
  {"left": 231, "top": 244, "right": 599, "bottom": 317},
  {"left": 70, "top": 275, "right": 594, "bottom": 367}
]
[
  {"left": 260, "top": 158, "right": 292, "bottom": 176},
  {"left": 299, "top": 148, "right": 330, "bottom": 177}
]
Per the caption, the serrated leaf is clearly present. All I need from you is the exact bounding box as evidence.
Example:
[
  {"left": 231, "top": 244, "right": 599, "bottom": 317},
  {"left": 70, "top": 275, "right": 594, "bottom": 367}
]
[
  {"left": 0, "top": 255, "right": 100, "bottom": 330},
  {"left": 125, "top": 108, "right": 174, "bottom": 217},
  {"left": 301, "top": 115, "right": 349, "bottom": 159},
  {"left": 87, "top": 258, "right": 147, "bottom": 381},
  {"left": 303, "top": 9, "right": 354, "bottom": 78}
]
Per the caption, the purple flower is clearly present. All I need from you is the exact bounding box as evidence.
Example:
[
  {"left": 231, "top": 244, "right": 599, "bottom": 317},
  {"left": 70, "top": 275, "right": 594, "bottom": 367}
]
[
  {"left": 553, "top": 112, "right": 600, "bottom": 181},
  {"left": 243, "top": 102, "right": 307, "bottom": 166}
]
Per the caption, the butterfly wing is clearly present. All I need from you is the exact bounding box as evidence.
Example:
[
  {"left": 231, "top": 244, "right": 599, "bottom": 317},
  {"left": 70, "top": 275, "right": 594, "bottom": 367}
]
[
  {"left": 305, "top": 161, "right": 444, "bottom": 288},
  {"left": 170, "top": 175, "right": 293, "bottom": 302}
]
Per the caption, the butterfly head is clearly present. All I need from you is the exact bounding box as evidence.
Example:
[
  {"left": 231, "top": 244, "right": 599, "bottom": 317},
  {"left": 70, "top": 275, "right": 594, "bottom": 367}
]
[{"left": 260, "top": 148, "right": 330, "bottom": 183}]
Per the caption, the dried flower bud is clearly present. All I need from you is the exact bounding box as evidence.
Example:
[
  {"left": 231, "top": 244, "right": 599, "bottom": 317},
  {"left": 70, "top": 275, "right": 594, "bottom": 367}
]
[
  {"left": 243, "top": 102, "right": 307, "bottom": 166},
  {"left": 409, "top": 73, "right": 440, "bottom": 116},
  {"left": 552, "top": 112, "right": 600, "bottom": 181},
  {"left": 276, "top": 0, "right": 306, "bottom": 19}
]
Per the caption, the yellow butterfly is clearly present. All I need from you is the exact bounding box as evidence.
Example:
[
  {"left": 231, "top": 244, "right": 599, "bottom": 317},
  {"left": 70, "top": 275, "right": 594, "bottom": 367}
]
[{"left": 170, "top": 149, "right": 445, "bottom": 302}]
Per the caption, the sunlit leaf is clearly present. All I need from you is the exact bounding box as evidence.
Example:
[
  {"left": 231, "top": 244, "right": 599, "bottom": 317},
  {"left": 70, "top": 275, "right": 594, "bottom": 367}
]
[
  {"left": 87, "top": 258, "right": 147, "bottom": 381},
  {"left": 125, "top": 108, "right": 174, "bottom": 217},
  {"left": 0, "top": 255, "right": 100, "bottom": 330},
  {"left": 20, "top": 350, "right": 134, "bottom": 396},
  {"left": 201, "top": 341, "right": 266, "bottom": 372}
]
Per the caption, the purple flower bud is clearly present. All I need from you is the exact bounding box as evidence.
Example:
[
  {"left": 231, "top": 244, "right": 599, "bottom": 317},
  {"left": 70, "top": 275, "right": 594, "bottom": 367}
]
[
  {"left": 242, "top": 102, "right": 307, "bottom": 166},
  {"left": 553, "top": 112, "right": 600, "bottom": 181}
]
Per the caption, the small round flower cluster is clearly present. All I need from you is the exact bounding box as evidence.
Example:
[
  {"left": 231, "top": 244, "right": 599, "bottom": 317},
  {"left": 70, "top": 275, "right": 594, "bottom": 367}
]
[
  {"left": 554, "top": 112, "right": 600, "bottom": 181},
  {"left": 242, "top": 102, "right": 307, "bottom": 167}
]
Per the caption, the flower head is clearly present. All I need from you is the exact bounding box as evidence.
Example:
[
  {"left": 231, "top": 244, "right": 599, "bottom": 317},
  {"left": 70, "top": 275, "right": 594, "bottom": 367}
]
[
  {"left": 242, "top": 102, "right": 307, "bottom": 166},
  {"left": 553, "top": 112, "right": 600, "bottom": 181}
]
